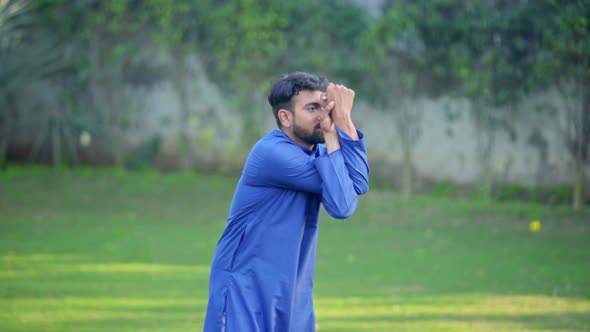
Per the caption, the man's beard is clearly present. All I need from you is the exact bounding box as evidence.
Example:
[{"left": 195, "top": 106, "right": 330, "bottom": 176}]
[{"left": 293, "top": 121, "right": 325, "bottom": 146}]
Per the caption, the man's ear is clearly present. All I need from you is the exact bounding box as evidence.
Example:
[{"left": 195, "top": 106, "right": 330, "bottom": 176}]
[{"left": 278, "top": 109, "right": 292, "bottom": 128}]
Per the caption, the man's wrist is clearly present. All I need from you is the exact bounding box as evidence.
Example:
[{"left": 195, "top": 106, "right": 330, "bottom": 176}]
[
  {"left": 335, "top": 118, "right": 359, "bottom": 140},
  {"left": 324, "top": 131, "right": 340, "bottom": 153}
]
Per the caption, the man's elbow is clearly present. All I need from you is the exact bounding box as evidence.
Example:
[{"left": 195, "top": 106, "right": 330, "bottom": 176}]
[
  {"left": 326, "top": 199, "right": 358, "bottom": 219},
  {"left": 354, "top": 182, "right": 370, "bottom": 195},
  {"left": 352, "top": 169, "right": 370, "bottom": 195}
]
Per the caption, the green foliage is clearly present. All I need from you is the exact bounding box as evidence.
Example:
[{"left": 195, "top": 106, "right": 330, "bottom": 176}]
[
  {"left": 362, "top": 0, "right": 569, "bottom": 201},
  {"left": 3, "top": 0, "right": 590, "bottom": 205},
  {"left": 495, "top": 183, "right": 572, "bottom": 206},
  {"left": 124, "top": 135, "right": 162, "bottom": 171},
  {"left": 9, "top": 0, "right": 588, "bottom": 130},
  {"left": 366, "top": 0, "right": 545, "bottom": 108},
  {"left": 542, "top": 0, "right": 590, "bottom": 81},
  {"left": 144, "top": 0, "right": 200, "bottom": 50},
  {"left": 536, "top": 0, "right": 590, "bottom": 209},
  {"left": 0, "top": 0, "right": 77, "bottom": 166},
  {"left": 193, "top": 0, "right": 369, "bottom": 93}
]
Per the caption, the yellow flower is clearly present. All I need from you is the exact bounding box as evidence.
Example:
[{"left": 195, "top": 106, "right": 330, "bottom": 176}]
[{"left": 529, "top": 220, "right": 541, "bottom": 233}]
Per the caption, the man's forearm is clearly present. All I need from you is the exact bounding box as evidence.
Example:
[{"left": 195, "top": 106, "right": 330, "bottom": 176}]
[
  {"left": 324, "top": 131, "right": 341, "bottom": 154},
  {"left": 338, "top": 129, "right": 370, "bottom": 195},
  {"left": 334, "top": 116, "right": 359, "bottom": 140}
]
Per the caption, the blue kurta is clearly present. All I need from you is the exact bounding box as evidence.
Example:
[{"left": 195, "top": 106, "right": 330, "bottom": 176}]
[{"left": 203, "top": 128, "right": 369, "bottom": 332}]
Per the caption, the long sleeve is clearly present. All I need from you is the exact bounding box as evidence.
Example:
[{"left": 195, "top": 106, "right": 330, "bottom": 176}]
[
  {"left": 314, "top": 149, "right": 358, "bottom": 219},
  {"left": 337, "top": 128, "right": 370, "bottom": 195},
  {"left": 243, "top": 139, "right": 323, "bottom": 193},
  {"left": 242, "top": 132, "right": 358, "bottom": 218}
]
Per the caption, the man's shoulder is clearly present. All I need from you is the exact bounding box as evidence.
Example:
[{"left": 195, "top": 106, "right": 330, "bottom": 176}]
[
  {"left": 252, "top": 130, "right": 295, "bottom": 154},
  {"left": 240, "top": 130, "right": 299, "bottom": 182},
  {"left": 246, "top": 130, "right": 318, "bottom": 170},
  {"left": 259, "top": 129, "right": 288, "bottom": 144}
]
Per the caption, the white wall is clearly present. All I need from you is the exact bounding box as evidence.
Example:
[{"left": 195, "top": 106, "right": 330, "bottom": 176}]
[{"left": 15, "top": 51, "right": 585, "bottom": 188}]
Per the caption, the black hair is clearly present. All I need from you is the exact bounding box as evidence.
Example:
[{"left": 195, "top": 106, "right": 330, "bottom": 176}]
[{"left": 267, "top": 72, "right": 329, "bottom": 128}]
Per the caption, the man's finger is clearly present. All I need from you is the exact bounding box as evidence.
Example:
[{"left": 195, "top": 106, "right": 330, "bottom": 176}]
[
  {"left": 321, "top": 101, "right": 335, "bottom": 112},
  {"left": 327, "top": 83, "right": 336, "bottom": 97}
]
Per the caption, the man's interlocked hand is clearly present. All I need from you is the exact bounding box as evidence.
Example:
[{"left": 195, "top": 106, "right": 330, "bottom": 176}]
[{"left": 321, "top": 83, "right": 359, "bottom": 140}]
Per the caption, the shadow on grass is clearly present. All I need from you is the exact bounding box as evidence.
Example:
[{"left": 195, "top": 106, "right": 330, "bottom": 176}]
[
  {"left": 2, "top": 253, "right": 589, "bottom": 332},
  {"left": 0, "top": 254, "right": 209, "bottom": 331},
  {"left": 314, "top": 312, "right": 590, "bottom": 332}
]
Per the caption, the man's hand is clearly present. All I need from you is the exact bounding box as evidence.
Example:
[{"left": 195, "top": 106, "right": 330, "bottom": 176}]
[
  {"left": 323, "top": 83, "right": 359, "bottom": 140},
  {"left": 319, "top": 101, "right": 340, "bottom": 153}
]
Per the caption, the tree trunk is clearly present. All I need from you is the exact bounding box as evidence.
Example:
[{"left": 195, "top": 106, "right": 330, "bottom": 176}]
[
  {"left": 236, "top": 74, "right": 263, "bottom": 145},
  {"left": 572, "top": 83, "right": 589, "bottom": 210},
  {"left": 401, "top": 145, "right": 413, "bottom": 199},
  {"left": 63, "top": 125, "right": 80, "bottom": 166},
  {"left": 51, "top": 122, "right": 61, "bottom": 167},
  {"left": 88, "top": 32, "right": 125, "bottom": 169},
  {"left": 394, "top": 102, "right": 416, "bottom": 199},
  {"left": 481, "top": 128, "right": 494, "bottom": 202},
  {"left": 573, "top": 160, "right": 584, "bottom": 210},
  {"left": 112, "top": 130, "right": 125, "bottom": 168},
  {"left": 0, "top": 121, "right": 7, "bottom": 168},
  {"left": 171, "top": 53, "right": 195, "bottom": 171},
  {"left": 481, "top": 160, "right": 494, "bottom": 202},
  {"left": 476, "top": 110, "right": 496, "bottom": 202},
  {"left": 0, "top": 140, "right": 6, "bottom": 167}
]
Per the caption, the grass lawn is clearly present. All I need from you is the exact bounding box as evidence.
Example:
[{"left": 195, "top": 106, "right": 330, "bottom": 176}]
[{"left": 1, "top": 166, "right": 589, "bottom": 331}]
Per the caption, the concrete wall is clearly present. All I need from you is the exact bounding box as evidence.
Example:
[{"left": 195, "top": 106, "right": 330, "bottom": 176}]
[
  {"left": 13, "top": 50, "right": 585, "bottom": 188},
  {"left": 129, "top": 70, "right": 583, "bottom": 187},
  {"left": 355, "top": 93, "right": 580, "bottom": 187}
]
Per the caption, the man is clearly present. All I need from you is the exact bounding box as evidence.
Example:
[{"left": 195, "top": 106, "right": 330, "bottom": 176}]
[{"left": 203, "top": 72, "right": 369, "bottom": 331}]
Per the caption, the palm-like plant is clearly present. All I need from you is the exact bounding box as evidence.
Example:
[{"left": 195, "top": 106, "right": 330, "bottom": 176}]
[{"left": 0, "top": 0, "right": 83, "bottom": 167}]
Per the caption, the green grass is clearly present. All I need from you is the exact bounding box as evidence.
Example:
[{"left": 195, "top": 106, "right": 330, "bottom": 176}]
[{"left": 1, "top": 166, "right": 589, "bottom": 331}]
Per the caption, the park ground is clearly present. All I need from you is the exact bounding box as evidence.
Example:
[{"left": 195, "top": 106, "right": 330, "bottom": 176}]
[{"left": 0, "top": 166, "right": 589, "bottom": 331}]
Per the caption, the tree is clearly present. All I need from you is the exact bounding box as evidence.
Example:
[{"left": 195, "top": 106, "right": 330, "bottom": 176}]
[
  {"left": 540, "top": 0, "right": 590, "bottom": 209},
  {"left": 83, "top": 0, "right": 143, "bottom": 168},
  {"left": 196, "top": 0, "right": 368, "bottom": 141},
  {"left": 0, "top": 0, "right": 65, "bottom": 167},
  {"left": 369, "top": 0, "right": 545, "bottom": 200},
  {"left": 142, "top": 0, "right": 203, "bottom": 170},
  {"left": 440, "top": 0, "right": 544, "bottom": 200},
  {"left": 361, "top": 4, "right": 429, "bottom": 198}
]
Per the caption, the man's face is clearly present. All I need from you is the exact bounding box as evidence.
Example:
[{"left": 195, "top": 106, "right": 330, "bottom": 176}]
[{"left": 290, "top": 90, "right": 325, "bottom": 147}]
